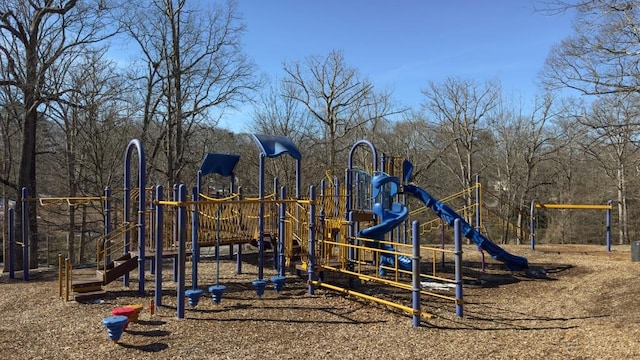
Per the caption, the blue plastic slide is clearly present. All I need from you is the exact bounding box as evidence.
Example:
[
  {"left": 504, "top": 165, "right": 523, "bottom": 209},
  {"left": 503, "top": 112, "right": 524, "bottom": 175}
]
[
  {"left": 357, "top": 173, "right": 412, "bottom": 275},
  {"left": 404, "top": 184, "right": 528, "bottom": 271},
  {"left": 358, "top": 202, "right": 411, "bottom": 274}
]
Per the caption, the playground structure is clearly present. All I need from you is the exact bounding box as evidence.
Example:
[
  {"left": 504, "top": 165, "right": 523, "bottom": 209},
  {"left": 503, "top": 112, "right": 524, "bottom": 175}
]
[{"left": 8, "top": 136, "right": 537, "bottom": 326}]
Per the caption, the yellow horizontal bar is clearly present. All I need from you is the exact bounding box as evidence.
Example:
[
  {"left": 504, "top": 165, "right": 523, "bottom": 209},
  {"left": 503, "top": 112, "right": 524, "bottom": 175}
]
[
  {"left": 536, "top": 203, "right": 612, "bottom": 210},
  {"left": 156, "top": 199, "right": 314, "bottom": 207},
  {"left": 311, "top": 280, "right": 432, "bottom": 319}
]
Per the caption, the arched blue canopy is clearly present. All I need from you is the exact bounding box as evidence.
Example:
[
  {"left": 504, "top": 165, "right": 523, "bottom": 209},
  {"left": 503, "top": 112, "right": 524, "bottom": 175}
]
[
  {"left": 251, "top": 134, "right": 301, "bottom": 159},
  {"left": 199, "top": 153, "right": 240, "bottom": 177}
]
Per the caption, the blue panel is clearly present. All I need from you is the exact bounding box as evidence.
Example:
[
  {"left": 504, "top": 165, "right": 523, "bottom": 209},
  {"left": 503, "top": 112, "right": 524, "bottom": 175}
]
[
  {"left": 251, "top": 134, "right": 302, "bottom": 159},
  {"left": 199, "top": 153, "right": 240, "bottom": 177}
]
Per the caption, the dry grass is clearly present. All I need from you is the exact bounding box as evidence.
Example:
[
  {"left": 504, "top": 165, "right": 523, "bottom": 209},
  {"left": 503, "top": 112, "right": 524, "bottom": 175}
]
[{"left": 1, "top": 244, "right": 639, "bottom": 359}]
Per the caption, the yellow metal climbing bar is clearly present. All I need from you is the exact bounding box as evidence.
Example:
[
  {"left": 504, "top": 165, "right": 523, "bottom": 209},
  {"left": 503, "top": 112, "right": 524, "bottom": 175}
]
[{"left": 535, "top": 203, "right": 613, "bottom": 210}]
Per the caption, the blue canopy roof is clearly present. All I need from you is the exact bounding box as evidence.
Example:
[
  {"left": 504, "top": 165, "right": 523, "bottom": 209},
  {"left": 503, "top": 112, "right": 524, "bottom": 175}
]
[
  {"left": 199, "top": 153, "right": 240, "bottom": 177},
  {"left": 251, "top": 134, "right": 301, "bottom": 160}
]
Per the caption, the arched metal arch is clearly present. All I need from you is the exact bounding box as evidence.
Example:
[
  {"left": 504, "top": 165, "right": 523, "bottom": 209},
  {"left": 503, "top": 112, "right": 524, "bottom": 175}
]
[{"left": 124, "top": 139, "right": 146, "bottom": 295}]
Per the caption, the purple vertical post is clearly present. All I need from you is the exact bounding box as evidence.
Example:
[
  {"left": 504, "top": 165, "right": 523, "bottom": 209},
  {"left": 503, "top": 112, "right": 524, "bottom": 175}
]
[
  {"left": 236, "top": 187, "right": 243, "bottom": 274},
  {"left": 21, "top": 187, "right": 29, "bottom": 281},
  {"left": 257, "top": 155, "right": 265, "bottom": 280},
  {"left": 530, "top": 200, "right": 537, "bottom": 250},
  {"left": 308, "top": 186, "right": 316, "bottom": 295},
  {"left": 8, "top": 208, "right": 14, "bottom": 279},
  {"left": 279, "top": 186, "right": 287, "bottom": 277},
  {"left": 454, "top": 218, "right": 464, "bottom": 318},
  {"left": 155, "top": 185, "right": 164, "bottom": 307},
  {"left": 148, "top": 190, "right": 155, "bottom": 274},
  {"left": 412, "top": 220, "right": 421, "bottom": 327},
  {"left": 474, "top": 175, "right": 480, "bottom": 231},
  {"left": 272, "top": 177, "right": 279, "bottom": 270},
  {"left": 606, "top": 200, "right": 612, "bottom": 252},
  {"left": 173, "top": 185, "right": 179, "bottom": 282},
  {"left": 191, "top": 187, "right": 199, "bottom": 289},
  {"left": 177, "top": 184, "right": 187, "bottom": 319}
]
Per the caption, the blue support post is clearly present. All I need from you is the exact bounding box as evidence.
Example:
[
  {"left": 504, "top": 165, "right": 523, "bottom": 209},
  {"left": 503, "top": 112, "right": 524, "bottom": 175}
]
[
  {"left": 308, "top": 186, "right": 316, "bottom": 295},
  {"left": 475, "top": 175, "right": 481, "bottom": 231},
  {"left": 191, "top": 187, "right": 199, "bottom": 289},
  {"left": 530, "top": 200, "right": 537, "bottom": 250},
  {"left": 412, "top": 220, "right": 421, "bottom": 327},
  {"left": 236, "top": 187, "right": 243, "bottom": 274},
  {"left": 258, "top": 155, "right": 265, "bottom": 280},
  {"left": 8, "top": 208, "right": 14, "bottom": 279},
  {"left": 154, "top": 186, "right": 164, "bottom": 307},
  {"left": 454, "top": 218, "right": 464, "bottom": 318},
  {"left": 148, "top": 190, "right": 155, "bottom": 274},
  {"left": 273, "top": 177, "right": 279, "bottom": 270},
  {"left": 279, "top": 186, "right": 287, "bottom": 277},
  {"left": 173, "top": 184, "right": 179, "bottom": 282},
  {"left": 177, "top": 184, "right": 187, "bottom": 319},
  {"left": 22, "top": 187, "right": 29, "bottom": 281},
  {"left": 606, "top": 200, "right": 612, "bottom": 252}
]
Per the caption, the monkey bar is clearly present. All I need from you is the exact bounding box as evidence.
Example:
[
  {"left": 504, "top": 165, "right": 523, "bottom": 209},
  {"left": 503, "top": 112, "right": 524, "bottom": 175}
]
[{"left": 530, "top": 200, "right": 613, "bottom": 251}]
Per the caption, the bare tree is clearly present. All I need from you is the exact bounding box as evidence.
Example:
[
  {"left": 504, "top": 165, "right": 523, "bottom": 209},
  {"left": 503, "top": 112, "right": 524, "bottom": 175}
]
[
  {"left": 283, "top": 50, "right": 400, "bottom": 175},
  {"left": 490, "top": 94, "right": 561, "bottom": 244},
  {"left": 542, "top": 0, "right": 640, "bottom": 95},
  {"left": 249, "top": 81, "right": 316, "bottom": 191},
  {"left": 123, "top": 0, "right": 260, "bottom": 186},
  {"left": 420, "top": 77, "right": 500, "bottom": 222},
  {"left": 578, "top": 93, "right": 640, "bottom": 244},
  {"left": 0, "top": 0, "right": 118, "bottom": 268},
  {"left": 42, "top": 50, "right": 130, "bottom": 262}
]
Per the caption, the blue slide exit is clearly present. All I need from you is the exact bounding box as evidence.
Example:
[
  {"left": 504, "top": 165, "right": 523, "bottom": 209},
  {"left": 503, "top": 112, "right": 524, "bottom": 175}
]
[{"left": 404, "top": 184, "right": 528, "bottom": 271}]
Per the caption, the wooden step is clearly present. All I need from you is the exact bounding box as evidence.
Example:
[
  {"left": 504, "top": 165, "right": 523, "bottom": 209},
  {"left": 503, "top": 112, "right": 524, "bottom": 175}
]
[
  {"left": 98, "top": 256, "right": 139, "bottom": 285},
  {"left": 73, "top": 289, "right": 107, "bottom": 302},
  {"left": 71, "top": 278, "right": 103, "bottom": 293},
  {"left": 105, "top": 253, "right": 132, "bottom": 270}
]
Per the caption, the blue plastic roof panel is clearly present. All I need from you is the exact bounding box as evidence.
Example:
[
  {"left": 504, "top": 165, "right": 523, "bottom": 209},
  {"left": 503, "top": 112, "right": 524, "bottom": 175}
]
[
  {"left": 251, "top": 134, "right": 301, "bottom": 160},
  {"left": 199, "top": 153, "right": 241, "bottom": 177}
]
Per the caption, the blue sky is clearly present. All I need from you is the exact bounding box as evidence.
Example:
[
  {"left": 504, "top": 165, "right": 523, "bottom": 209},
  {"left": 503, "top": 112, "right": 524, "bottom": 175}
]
[{"left": 225, "top": 1, "right": 575, "bottom": 131}]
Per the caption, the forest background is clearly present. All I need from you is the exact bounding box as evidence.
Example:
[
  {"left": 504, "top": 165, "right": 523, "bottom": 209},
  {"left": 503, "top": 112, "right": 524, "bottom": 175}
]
[{"left": 1, "top": 0, "right": 638, "bottom": 269}]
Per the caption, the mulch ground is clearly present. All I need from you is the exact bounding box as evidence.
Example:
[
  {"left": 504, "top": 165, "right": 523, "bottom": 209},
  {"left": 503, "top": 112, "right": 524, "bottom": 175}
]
[{"left": 1, "top": 243, "right": 639, "bottom": 359}]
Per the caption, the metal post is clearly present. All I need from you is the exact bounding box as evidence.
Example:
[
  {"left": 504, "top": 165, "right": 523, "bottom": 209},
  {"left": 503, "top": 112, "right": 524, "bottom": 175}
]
[
  {"left": 8, "top": 208, "right": 14, "bottom": 279},
  {"left": 191, "top": 187, "right": 199, "bottom": 289},
  {"left": 177, "top": 184, "right": 187, "bottom": 319},
  {"left": 530, "top": 199, "right": 537, "bottom": 250},
  {"left": 155, "top": 185, "right": 164, "bottom": 307},
  {"left": 236, "top": 187, "right": 243, "bottom": 274},
  {"left": 454, "top": 218, "right": 464, "bottom": 318},
  {"left": 279, "top": 186, "right": 287, "bottom": 277},
  {"left": 475, "top": 175, "right": 480, "bottom": 232},
  {"left": 173, "top": 185, "right": 179, "bottom": 282},
  {"left": 308, "top": 186, "right": 316, "bottom": 295},
  {"left": 412, "top": 220, "right": 421, "bottom": 327},
  {"left": 606, "top": 200, "right": 612, "bottom": 252},
  {"left": 22, "top": 187, "right": 29, "bottom": 281},
  {"left": 273, "top": 177, "right": 279, "bottom": 270},
  {"left": 148, "top": 190, "right": 155, "bottom": 274},
  {"left": 258, "top": 155, "right": 265, "bottom": 280}
]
